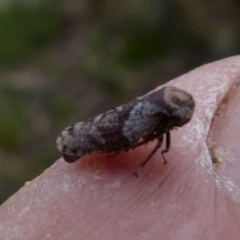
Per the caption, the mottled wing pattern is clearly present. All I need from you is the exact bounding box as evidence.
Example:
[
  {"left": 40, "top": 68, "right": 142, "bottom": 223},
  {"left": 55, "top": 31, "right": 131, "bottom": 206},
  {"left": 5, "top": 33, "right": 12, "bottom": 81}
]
[
  {"left": 120, "top": 100, "right": 165, "bottom": 141},
  {"left": 56, "top": 98, "right": 166, "bottom": 160}
]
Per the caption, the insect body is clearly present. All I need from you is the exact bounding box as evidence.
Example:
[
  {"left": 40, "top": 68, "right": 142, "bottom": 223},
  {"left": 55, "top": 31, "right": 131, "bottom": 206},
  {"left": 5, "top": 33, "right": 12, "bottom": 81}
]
[{"left": 56, "top": 86, "right": 195, "bottom": 176}]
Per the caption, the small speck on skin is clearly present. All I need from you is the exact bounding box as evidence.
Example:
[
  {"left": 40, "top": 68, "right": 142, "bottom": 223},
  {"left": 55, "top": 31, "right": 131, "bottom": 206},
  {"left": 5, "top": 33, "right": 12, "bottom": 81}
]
[
  {"left": 208, "top": 141, "right": 230, "bottom": 168},
  {"left": 105, "top": 181, "right": 121, "bottom": 189},
  {"left": 24, "top": 181, "right": 31, "bottom": 186}
]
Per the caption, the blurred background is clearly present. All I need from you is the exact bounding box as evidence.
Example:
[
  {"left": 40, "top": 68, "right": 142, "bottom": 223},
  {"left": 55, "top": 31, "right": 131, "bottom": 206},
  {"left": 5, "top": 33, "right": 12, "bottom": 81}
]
[{"left": 0, "top": 0, "right": 239, "bottom": 204}]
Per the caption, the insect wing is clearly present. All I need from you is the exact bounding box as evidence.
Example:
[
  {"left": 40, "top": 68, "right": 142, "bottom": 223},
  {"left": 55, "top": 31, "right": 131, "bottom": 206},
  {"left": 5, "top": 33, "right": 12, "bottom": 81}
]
[
  {"left": 57, "top": 99, "right": 165, "bottom": 160},
  {"left": 120, "top": 100, "right": 165, "bottom": 141}
]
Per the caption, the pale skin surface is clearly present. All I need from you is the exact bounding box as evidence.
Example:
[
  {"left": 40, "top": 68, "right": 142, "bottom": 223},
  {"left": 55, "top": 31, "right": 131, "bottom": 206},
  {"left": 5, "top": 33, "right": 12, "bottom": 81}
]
[{"left": 0, "top": 56, "right": 240, "bottom": 239}]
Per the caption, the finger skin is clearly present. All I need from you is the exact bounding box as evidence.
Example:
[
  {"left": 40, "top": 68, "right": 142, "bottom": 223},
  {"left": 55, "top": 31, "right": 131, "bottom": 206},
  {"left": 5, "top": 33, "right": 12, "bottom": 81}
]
[{"left": 1, "top": 56, "right": 240, "bottom": 239}]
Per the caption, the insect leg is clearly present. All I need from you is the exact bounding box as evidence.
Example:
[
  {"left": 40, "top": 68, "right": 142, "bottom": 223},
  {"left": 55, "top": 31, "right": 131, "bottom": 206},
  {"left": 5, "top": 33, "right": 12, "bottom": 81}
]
[
  {"left": 133, "top": 135, "right": 163, "bottom": 177},
  {"left": 161, "top": 131, "right": 170, "bottom": 164}
]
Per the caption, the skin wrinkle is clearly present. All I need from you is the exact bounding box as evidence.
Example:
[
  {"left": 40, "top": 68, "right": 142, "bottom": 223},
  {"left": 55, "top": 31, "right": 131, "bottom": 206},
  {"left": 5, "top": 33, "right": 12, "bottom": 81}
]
[
  {"left": 213, "top": 185, "right": 219, "bottom": 232},
  {"left": 206, "top": 80, "right": 240, "bottom": 204}
]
